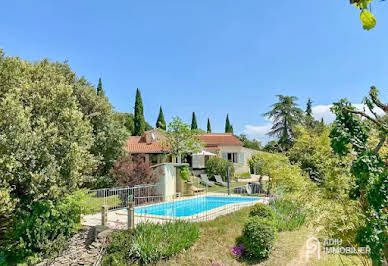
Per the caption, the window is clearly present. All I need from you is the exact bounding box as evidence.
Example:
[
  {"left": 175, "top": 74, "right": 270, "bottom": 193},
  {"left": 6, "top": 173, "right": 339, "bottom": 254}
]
[{"left": 227, "top": 153, "right": 238, "bottom": 163}]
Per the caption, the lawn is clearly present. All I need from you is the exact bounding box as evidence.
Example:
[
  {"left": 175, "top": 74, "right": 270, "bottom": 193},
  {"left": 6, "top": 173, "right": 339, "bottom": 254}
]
[{"left": 157, "top": 207, "right": 368, "bottom": 266}]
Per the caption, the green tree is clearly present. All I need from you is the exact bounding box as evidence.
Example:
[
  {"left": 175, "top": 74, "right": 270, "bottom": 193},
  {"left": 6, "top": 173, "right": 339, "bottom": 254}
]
[
  {"left": 264, "top": 95, "right": 303, "bottom": 150},
  {"left": 238, "top": 134, "right": 262, "bottom": 150},
  {"left": 162, "top": 117, "right": 204, "bottom": 163},
  {"left": 305, "top": 98, "right": 315, "bottom": 128},
  {"left": 191, "top": 112, "right": 198, "bottom": 130},
  {"left": 207, "top": 118, "right": 212, "bottom": 133},
  {"left": 134, "top": 88, "right": 145, "bottom": 136},
  {"left": 73, "top": 78, "right": 128, "bottom": 188},
  {"left": 156, "top": 106, "right": 166, "bottom": 130},
  {"left": 330, "top": 87, "right": 387, "bottom": 265},
  {"left": 225, "top": 114, "right": 233, "bottom": 133},
  {"left": 96, "top": 77, "right": 104, "bottom": 96}
]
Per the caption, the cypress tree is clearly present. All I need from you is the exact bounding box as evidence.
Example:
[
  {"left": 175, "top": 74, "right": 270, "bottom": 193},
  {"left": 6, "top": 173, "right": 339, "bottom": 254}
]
[
  {"left": 207, "top": 118, "right": 212, "bottom": 133},
  {"left": 230, "top": 125, "right": 234, "bottom": 133},
  {"left": 134, "top": 88, "right": 145, "bottom": 136},
  {"left": 306, "top": 98, "right": 313, "bottom": 117},
  {"left": 191, "top": 112, "right": 198, "bottom": 130},
  {"left": 96, "top": 77, "right": 104, "bottom": 96},
  {"left": 156, "top": 106, "right": 166, "bottom": 130},
  {"left": 225, "top": 114, "right": 232, "bottom": 133}
]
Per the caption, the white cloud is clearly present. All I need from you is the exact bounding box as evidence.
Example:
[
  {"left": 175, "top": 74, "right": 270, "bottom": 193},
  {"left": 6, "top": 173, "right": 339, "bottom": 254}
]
[
  {"left": 244, "top": 103, "right": 385, "bottom": 144},
  {"left": 312, "top": 103, "right": 385, "bottom": 124},
  {"left": 243, "top": 123, "right": 273, "bottom": 144}
]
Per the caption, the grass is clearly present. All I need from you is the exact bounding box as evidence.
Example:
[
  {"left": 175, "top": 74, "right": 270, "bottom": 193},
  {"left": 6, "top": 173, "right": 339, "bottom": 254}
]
[
  {"left": 82, "top": 194, "right": 121, "bottom": 214},
  {"left": 158, "top": 207, "right": 368, "bottom": 266},
  {"left": 190, "top": 176, "right": 265, "bottom": 194}
]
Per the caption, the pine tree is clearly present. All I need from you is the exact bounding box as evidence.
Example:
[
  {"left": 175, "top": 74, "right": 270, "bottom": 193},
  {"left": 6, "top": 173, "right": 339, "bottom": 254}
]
[
  {"left": 191, "top": 112, "right": 198, "bottom": 130},
  {"left": 156, "top": 106, "right": 166, "bottom": 130},
  {"left": 264, "top": 95, "right": 303, "bottom": 150},
  {"left": 96, "top": 77, "right": 104, "bottom": 96},
  {"left": 207, "top": 118, "right": 212, "bottom": 133},
  {"left": 134, "top": 88, "right": 145, "bottom": 136},
  {"left": 225, "top": 114, "right": 232, "bottom": 133}
]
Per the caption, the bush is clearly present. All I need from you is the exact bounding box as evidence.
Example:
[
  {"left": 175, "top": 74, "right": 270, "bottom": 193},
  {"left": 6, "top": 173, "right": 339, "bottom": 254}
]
[
  {"left": 180, "top": 165, "right": 190, "bottom": 181},
  {"left": 111, "top": 154, "right": 158, "bottom": 186},
  {"left": 205, "top": 157, "right": 234, "bottom": 181},
  {"left": 249, "top": 203, "right": 275, "bottom": 220},
  {"left": 3, "top": 192, "right": 85, "bottom": 264},
  {"left": 270, "top": 198, "right": 305, "bottom": 232},
  {"left": 241, "top": 216, "right": 276, "bottom": 261},
  {"left": 102, "top": 221, "right": 199, "bottom": 265},
  {"left": 237, "top": 172, "right": 251, "bottom": 179}
]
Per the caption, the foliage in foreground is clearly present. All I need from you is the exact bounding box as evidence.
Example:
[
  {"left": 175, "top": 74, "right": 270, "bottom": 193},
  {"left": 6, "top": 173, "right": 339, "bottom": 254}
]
[
  {"left": 249, "top": 203, "right": 275, "bottom": 220},
  {"left": 239, "top": 216, "right": 276, "bottom": 262},
  {"left": 102, "top": 221, "right": 199, "bottom": 265},
  {"left": 330, "top": 87, "right": 388, "bottom": 265},
  {"left": 205, "top": 157, "right": 235, "bottom": 181},
  {"left": 1, "top": 190, "right": 100, "bottom": 264}
]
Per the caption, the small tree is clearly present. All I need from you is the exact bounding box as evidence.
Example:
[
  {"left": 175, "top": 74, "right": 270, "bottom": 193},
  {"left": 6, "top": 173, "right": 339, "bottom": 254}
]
[
  {"left": 207, "top": 118, "right": 212, "bottom": 133},
  {"left": 111, "top": 154, "right": 157, "bottom": 186},
  {"left": 156, "top": 106, "right": 166, "bottom": 130},
  {"left": 162, "top": 117, "right": 204, "bottom": 163},
  {"left": 191, "top": 112, "right": 198, "bottom": 130}
]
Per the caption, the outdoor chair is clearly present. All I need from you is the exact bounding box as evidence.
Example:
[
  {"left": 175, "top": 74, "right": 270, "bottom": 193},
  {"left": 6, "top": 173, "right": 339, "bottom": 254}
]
[
  {"left": 200, "top": 174, "right": 215, "bottom": 187},
  {"left": 214, "top": 175, "right": 227, "bottom": 187}
]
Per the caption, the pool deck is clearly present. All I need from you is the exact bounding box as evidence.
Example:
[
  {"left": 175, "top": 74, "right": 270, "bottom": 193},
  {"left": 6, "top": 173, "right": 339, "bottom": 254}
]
[{"left": 82, "top": 193, "right": 268, "bottom": 229}]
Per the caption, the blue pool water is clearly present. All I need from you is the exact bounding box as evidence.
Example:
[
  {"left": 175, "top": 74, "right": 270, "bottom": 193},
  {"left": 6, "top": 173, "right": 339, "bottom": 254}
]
[{"left": 135, "top": 196, "right": 262, "bottom": 217}]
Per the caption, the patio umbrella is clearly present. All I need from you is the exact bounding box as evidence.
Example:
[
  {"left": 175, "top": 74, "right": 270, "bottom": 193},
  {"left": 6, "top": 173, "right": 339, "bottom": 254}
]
[{"left": 193, "top": 150, "right": 217, "bottom": 156}]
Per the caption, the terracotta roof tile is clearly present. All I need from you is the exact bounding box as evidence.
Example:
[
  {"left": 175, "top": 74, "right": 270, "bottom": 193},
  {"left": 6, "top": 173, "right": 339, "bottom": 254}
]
[
  {"left": 199, "top": 133, "right": 243, "bottom": 146},
  {"left": 123, "top": 137, "right": 168, "bottom": 153}
]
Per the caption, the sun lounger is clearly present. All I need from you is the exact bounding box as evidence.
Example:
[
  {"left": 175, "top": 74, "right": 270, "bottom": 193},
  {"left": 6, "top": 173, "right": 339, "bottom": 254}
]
[
  {"left": 245, "top": 184, "right": 253, "bottom": 195},
  {"left": 200, "top": 174, "right": 215, "bottom": 187},
  {"left": 214, "top": 175, "right": 227, "bottom": 187}
]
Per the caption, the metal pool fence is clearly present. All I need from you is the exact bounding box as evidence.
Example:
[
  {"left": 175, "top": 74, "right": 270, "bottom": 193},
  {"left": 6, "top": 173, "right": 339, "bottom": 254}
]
[{"left": 85, "top": 180, "right": 267, "bottom": 229}]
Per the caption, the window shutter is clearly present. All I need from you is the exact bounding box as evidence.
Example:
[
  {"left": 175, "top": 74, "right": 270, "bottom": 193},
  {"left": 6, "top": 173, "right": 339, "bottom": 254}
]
[
  {"left": 222, "top": 152, "right": 228, "bottom": 160},
  {"left": 238, "top": 152, "right": 244, "bottom": 164},
  {"left": 192, "top": 155, "right": 200, "bottom": 168}
]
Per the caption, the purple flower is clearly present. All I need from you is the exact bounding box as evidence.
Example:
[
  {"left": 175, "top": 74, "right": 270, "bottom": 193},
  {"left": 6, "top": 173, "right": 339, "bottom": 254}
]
[{"left": 230, "top": 244, "right": 245, "bottom": 257}]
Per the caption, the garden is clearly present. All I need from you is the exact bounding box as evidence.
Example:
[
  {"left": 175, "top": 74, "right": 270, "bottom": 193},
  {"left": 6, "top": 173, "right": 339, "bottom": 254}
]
[{"left": 0, "top": 49, "right": 386, "bottom": 266}]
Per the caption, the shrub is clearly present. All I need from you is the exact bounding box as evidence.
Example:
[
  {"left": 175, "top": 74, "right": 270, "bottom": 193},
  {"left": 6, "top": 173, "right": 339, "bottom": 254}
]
[
  {"left": 205, "top": 157, "right": 234, "bottom": 181},
  {"left": 249, "top": 203, "right": 275, "bottom": 220},
  {"left": 3, "top": 191, "right": 85, "bottom": 264},
  {"left": 270, "top": 198, "right": 305, "bottom": 232},
  {"left": 111, "top": 154, "right": 158, "bottom": 186},
  {"left": 102, "top": 221, "right": 199, "bottom": 265},
  {"left": 241, "top": 216, "right": 276, "bottom": 261}
]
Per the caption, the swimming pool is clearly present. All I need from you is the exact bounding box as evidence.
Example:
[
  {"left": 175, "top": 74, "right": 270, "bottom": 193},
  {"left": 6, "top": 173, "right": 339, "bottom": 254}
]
[{"left": 135, "top": 196, "right": 262, "bottom": 217}]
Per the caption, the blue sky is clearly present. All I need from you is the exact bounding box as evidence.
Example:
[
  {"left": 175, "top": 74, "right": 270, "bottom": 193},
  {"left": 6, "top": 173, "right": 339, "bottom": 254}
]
[{"left": 1, "top": 1, "right": 387, "bottom": 143}]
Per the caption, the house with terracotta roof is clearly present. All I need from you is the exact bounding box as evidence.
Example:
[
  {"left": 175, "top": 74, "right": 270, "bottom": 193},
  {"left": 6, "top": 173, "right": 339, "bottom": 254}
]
[{"left": 124, "top": 129, "right": 256, "bottom": 174}]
